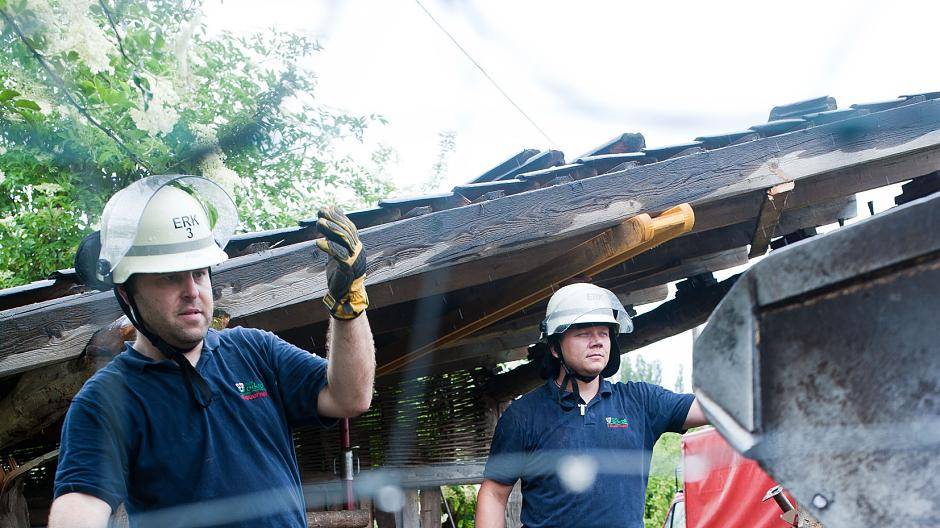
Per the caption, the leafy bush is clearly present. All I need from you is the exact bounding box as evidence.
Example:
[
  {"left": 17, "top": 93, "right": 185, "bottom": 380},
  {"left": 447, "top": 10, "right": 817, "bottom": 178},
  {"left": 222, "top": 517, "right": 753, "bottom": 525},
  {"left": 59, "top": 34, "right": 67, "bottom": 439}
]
[
  {"left": 0, "top": 0, "right": 392, "bottom": 287},
  {"left": 646, "top": 432, "right": 682, "bottom": 528},
  {"left": 442, "top": 484, "right": 477, "bottom": 528}
]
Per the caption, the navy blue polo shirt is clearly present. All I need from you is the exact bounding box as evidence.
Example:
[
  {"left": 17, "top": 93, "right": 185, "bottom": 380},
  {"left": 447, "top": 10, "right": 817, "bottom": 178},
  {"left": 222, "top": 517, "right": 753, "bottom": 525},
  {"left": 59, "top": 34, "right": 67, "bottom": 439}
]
[
  {"left": 483, "top": 379, "right": 694, "bottom": 528},
  {"left": 54, "top": 327, "right": 337, "bottom": 527}
]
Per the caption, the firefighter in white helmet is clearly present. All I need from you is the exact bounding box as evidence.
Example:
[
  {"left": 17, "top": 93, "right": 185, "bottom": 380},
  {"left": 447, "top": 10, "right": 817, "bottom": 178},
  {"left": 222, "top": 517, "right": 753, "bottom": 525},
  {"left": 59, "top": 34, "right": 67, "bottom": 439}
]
[
  {"left": 477, "top": 283, "right": 708, "bottom": 528},
  {"left": 50, "top": 175, "right": 375, "bottom": 527}
]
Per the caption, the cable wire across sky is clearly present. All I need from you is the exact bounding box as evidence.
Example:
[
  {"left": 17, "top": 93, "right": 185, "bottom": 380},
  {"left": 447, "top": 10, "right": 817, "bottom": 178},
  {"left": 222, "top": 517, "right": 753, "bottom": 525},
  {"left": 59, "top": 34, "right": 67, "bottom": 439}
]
[{"left": 414, "top": 0, "right": 558, "bottom": 147}]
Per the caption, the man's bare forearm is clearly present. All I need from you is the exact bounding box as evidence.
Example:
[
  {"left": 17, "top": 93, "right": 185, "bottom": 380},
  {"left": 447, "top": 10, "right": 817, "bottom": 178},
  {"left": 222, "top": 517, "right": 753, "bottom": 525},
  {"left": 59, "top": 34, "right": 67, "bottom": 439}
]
[
  {"left": 49, "top": 493, "right": 111, "bottom": 528},
  {"left": 325, "top": 312, "right": 375, "bottom": 415},
  {"left": 476, "top": 479, "right": 513, "bottom": 528}
]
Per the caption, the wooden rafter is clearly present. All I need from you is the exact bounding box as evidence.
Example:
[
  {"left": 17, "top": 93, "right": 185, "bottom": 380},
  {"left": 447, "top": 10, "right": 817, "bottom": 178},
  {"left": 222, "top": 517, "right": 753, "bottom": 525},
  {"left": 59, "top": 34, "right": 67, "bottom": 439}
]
[
  {"left": 375, "top": 204, "right": 695, "bottom": 376},
  {"left": 3, "top": 102, "right": 940, "bottom": 378},
  {"left": 749, "top": 182, "right": 795, "bottom": 258}
]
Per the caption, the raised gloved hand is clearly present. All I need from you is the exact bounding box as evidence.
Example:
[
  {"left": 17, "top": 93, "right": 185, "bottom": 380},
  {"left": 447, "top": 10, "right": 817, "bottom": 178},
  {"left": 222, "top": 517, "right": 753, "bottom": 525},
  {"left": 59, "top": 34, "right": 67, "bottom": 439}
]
[{"left": 315, "top": 206, "right": 369, "bottom": 319}]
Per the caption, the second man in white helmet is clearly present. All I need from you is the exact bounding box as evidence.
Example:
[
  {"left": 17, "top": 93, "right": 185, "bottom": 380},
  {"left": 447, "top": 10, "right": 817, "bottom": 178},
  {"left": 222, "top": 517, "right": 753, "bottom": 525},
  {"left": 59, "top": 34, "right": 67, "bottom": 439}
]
[{"left": 476, "top": 282, "right": 708, "bottom": 528}]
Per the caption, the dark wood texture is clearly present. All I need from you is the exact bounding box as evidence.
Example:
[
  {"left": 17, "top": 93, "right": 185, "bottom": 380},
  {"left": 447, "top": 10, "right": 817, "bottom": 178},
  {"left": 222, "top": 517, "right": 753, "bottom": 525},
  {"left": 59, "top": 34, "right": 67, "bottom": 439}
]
[
  {"left": 418, "top": 488, "right": 442, "bottom": 528},
  {"left": 769, "top": 96, "right": 836, "bottom": 121},
  {"left": 306, "top": 510, "right": 372, "bottom": 528},
  {"left": 375, "top": 206, "right": 694, "bottom": 376},
  {"left": 576, "top": 133, "right": 646, "bottom": 158},
  {"left": 750, "top": 119, "right": 808, "bottom": 138},
  {"left": 4, "top": 100, "right": 940, "bottom": 378},
  {"left": 0, "top": 480, "right": 28, "bottom": 528},
  {"left": 749, "top": 182, "right": 795, "bottom": 258},
  {"left": 305, "top": 464, "right": 487, "bottom": 493},
  {"left": 469, "top": 149, "right": 540, "bottom": 184},
  {"left": 495, "top": 150, "right": 564, "bottom": 181}
]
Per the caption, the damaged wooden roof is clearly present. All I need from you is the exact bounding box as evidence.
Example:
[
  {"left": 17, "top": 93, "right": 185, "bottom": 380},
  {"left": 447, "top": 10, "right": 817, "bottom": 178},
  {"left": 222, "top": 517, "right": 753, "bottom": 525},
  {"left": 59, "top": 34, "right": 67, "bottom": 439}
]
[{"left": 3, "top": 92, "right": 940, "bottom": 385}]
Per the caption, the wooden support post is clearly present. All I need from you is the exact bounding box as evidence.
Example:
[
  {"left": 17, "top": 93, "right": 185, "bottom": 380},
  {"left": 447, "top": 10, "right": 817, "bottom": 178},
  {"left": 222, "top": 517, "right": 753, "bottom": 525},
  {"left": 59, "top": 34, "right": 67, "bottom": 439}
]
[
  {"left": 401, "top": 489, "right": 420, "bottom": 528},
  {"left": 376, "top": 204, "right": 695, "bottom": 376},
  {"left": 0, "top": 449, "right": 59, "bottom": 528},
  {"left": 0, "top": 479, "right": 28, "bottom": 528},
  {"left": 749, "top": 182, "right": 795, "bottom": 258},
  {"left": 373, "top": 506, "right": 398, "bottom": 528},
  {"left": 505, "top": 481, "right": 523, "bottom": 528},
  {"left": 419, "top": 487, "right": 442, "bottom": 528}
]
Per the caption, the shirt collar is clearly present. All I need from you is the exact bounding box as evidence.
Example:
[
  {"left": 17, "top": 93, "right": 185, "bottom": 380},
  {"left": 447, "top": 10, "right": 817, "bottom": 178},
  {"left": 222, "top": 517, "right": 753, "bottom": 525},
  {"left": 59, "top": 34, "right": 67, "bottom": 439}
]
[
  {"left": 543, "top": 377, "right": 614, "bottom": 397},
  {"left": 119, "top": 329, "right": 218, "bottom": 372},
  {"left": 203, "top": 328, "right": 220, "bottom": 353}
]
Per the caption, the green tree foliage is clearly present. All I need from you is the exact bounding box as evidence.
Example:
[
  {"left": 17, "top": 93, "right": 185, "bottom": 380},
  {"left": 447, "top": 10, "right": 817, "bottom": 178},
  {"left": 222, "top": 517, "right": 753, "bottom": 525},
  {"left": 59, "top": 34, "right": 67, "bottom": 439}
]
[
  {"left": 442, "top": 484, "right": 476, "bottom": 528},
  {"left": 646, "top": 432, "right": 682, "bottom": 528},
  {"left": 674, "top": 364, "right": 686, "bottom": 393},
  {"left": 619, "top": 354, "right": 664, "bottom": 386},
  {"left": 619, "top": 356, "right": 682, "bottom": 526},
  {"left": 0, "top": 0, "right": 392, "bottom": 288},
  {"left": 423, "top": 129, "right": 456, "bottom": 193}
]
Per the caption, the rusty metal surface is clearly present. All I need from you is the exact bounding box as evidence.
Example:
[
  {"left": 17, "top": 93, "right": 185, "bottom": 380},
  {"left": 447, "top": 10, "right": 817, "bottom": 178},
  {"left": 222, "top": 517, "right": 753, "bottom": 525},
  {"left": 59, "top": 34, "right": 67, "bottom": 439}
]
[{"left": 694, "top": 192, "right": 940, "bottom": 527}]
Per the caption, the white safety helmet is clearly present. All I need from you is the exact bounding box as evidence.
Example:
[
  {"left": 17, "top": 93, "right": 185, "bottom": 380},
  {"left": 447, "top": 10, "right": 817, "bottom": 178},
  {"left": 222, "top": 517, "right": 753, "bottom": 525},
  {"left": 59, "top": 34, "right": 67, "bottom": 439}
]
[
  {"left": 97, "top": 175, "right": 238, "bottom": 284},
  {"left": 540, "top": 283, "right": 633, "bottom": 340}
]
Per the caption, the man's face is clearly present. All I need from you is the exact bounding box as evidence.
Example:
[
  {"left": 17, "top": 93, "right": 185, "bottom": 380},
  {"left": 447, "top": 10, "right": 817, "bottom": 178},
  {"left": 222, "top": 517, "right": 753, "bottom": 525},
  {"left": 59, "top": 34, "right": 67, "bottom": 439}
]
[
  {"left": 556, "top": 324, "right": 611, "bottom": 377},
  {"left": 125, "top": 268, "right": 213, "bottom": 351}
]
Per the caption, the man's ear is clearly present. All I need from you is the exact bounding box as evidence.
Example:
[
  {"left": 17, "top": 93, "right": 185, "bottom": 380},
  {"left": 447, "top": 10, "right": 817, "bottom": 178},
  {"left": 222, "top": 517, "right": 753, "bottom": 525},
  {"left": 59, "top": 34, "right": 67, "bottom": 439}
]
[{"left": 115, "top": 284, "right": 131, "bottom": 305}]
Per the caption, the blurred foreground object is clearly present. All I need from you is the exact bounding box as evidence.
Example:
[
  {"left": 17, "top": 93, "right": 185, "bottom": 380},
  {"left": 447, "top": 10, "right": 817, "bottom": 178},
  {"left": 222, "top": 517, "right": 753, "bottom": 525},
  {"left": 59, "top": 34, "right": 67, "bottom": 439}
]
[{"left": 694, "top": 193, "right": 940, "bottom": 526}]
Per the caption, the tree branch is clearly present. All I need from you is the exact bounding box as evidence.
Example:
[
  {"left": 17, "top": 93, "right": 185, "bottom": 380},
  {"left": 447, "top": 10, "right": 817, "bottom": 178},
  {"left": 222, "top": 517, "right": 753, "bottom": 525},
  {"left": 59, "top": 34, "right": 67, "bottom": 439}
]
[{"left": 0, "top": 8, "right": 154, "bottom": 173}]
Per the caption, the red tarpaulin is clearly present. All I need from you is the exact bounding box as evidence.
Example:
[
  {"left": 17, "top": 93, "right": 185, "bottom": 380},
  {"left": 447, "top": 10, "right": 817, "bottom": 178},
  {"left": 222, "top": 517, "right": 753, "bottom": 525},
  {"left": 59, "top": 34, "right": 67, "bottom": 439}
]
[{"left": 681, "top": 428, "right": 797, "bottom": 528}]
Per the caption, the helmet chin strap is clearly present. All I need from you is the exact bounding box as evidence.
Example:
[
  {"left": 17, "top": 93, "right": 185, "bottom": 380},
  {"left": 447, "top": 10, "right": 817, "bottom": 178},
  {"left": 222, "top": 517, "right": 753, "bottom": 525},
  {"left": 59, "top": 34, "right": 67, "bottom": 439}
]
[
  {"left": 114, "top": 288, "right": 214, "bottom": 408},
  {"left": 554, "top": 349, "right": 600, "bottom": 412}
]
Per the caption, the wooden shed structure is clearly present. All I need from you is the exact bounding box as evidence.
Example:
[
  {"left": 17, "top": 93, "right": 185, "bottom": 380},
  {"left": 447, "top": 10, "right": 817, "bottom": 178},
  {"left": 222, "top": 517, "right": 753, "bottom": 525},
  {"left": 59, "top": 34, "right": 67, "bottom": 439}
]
[{"left": 1, "top": 92, "right": 940, "bottom": 526}]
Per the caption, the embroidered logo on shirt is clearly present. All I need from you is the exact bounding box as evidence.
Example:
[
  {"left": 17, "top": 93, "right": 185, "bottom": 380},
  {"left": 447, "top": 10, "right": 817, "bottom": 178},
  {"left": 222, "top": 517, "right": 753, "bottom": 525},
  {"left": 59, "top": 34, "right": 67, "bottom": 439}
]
[
  {"left": 235, "top": 380, "right": 268, "bottom": 401},
  {"left": 606, "top": 416, "right": 629, "bottom": 428}
]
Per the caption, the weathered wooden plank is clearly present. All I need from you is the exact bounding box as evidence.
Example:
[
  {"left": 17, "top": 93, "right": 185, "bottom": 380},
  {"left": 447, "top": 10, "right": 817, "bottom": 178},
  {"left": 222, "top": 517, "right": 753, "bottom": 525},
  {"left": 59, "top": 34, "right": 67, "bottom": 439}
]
[
  {"left": 748, "top": 182, "right": 795, "bottom": 258},
  {"left": 375, "top": 244, "right": 739, "bottom": 374},
  {"left": 750, "top": 119, "right": 809, "bottom": 138},
  {"left": 642, "top": 141, "right": 704, "bottom": 161},
  {"left": 694, "top": 131, "right": 758, "bottom": 151},
  {"left": 375, "top": 206, "right": 694, "bottom": 376},
  {"left": 4, "top": 101, "right": 940, "bottom": 377},
  {"left": 270, "top": 230, "right": 599, "bottom": 340},
  {"left": 494, "top": 150, "right": 564, "bottom": 181},
  {"left": 769, "top": 96, "right": 836, "bottom": 121},
  {"left": 392, "top": 286, "right": 671, "bottom": 376},
  {"left": 306, "top": 510, "right": 371, "bottom": 528},
  {"left": 0, "top": 275, "right": 81, "bottom": 311},
  {"left": 305, "top": 464, "right": 487, "bottom": 493},
  {"left": 468, "top": 149, "right": 540, "bottom": 184},
  {"left": 418, "top": 487, "right": 442, "bottom": 528},
  {"left": 576, "top": 132, "right": 645, "bottom": 158}
]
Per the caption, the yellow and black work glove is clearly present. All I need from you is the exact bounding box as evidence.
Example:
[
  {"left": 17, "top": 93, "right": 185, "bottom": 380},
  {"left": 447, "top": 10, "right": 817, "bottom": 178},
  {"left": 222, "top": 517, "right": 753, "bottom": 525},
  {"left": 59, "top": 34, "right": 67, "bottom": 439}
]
[{"left": 315, "top": 206, "right": 369, "bottom": 319}]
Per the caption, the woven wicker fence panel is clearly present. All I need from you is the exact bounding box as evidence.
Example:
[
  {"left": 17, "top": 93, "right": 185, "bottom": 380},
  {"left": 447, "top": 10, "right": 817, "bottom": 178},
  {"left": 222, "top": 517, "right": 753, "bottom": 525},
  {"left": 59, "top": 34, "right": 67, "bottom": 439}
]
[{"left": 294, "top": 367, "right": 495, "bottom": 480}]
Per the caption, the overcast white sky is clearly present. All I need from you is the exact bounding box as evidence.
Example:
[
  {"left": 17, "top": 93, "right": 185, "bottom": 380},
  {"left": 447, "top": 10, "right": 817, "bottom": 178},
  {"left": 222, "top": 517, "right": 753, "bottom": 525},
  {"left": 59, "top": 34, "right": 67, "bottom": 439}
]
[{"left": 205, "top": 0, "right": 940, "bottom": 389}]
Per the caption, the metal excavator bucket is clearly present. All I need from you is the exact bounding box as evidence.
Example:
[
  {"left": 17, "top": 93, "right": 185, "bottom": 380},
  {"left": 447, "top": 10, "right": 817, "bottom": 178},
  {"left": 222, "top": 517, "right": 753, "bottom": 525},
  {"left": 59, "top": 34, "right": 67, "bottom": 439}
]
[{"left": 693, "top": 192, "right": 940, "bottom": 527}]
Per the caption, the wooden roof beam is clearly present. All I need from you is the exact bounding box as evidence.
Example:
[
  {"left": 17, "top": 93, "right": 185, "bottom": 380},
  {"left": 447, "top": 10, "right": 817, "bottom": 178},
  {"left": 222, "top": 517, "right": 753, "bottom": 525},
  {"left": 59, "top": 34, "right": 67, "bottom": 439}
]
[
  {"left": 4, "top": 101, "right": 940, "bottom": 378},
  {"left": 375, "top": 205, "right": 695, "bottom": 376}
]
